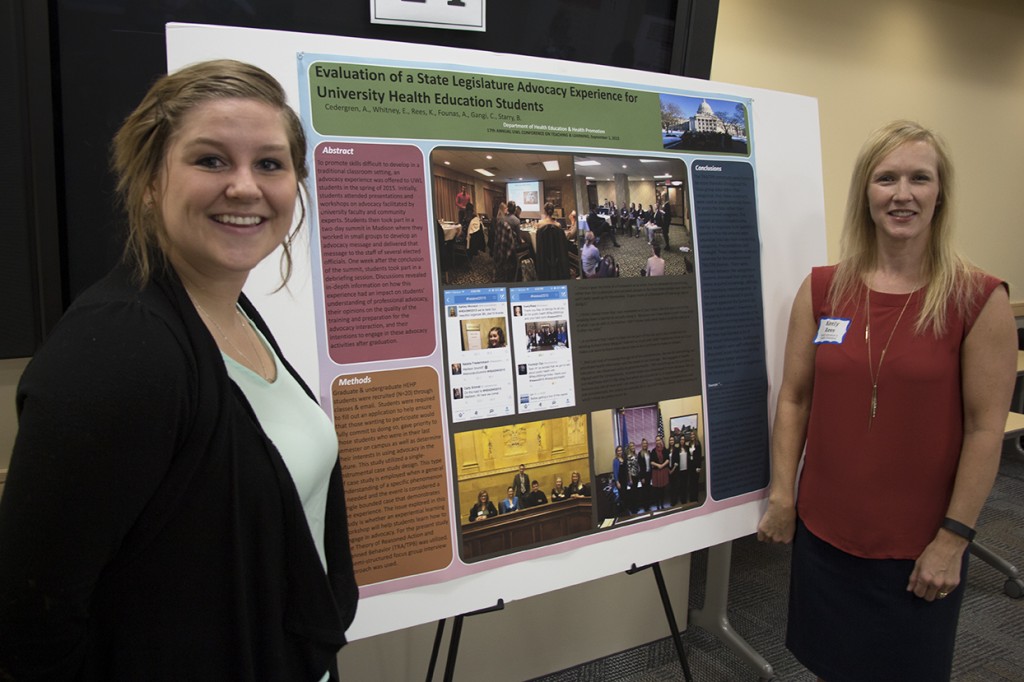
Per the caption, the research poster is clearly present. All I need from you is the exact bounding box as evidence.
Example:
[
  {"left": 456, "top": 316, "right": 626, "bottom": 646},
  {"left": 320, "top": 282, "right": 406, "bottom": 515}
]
[{"left": 167, "top": 24, "right": 827, "bottom": 640}]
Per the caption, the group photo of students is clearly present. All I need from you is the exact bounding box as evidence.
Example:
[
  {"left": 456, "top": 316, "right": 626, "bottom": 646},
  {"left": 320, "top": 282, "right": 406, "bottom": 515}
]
[
  {"left": 590, "top": 400, "right": 707, "bottom": 527},
  {"left": 468, "top": 464, "right": 593, "bottom": 522}
]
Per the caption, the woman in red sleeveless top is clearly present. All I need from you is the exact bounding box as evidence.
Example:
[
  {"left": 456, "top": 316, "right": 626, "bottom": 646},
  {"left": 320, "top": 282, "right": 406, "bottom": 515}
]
[{"left": 757, "top": 121, "right": 1016, "bottom": 681}]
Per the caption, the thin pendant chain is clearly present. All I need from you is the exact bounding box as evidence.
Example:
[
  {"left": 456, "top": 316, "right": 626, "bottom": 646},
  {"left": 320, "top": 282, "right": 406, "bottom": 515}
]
[
  {"left": 191, "top": 297, "right": 271, "bottom": 381},
  {"left": 865, "top": 288, "right": 913, "bottom": 429}
]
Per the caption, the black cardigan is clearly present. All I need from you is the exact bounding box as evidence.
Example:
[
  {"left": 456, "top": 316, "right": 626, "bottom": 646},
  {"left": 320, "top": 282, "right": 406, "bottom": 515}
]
[{"left": 0, "top": 263, "right": 358, "bottom": 680}]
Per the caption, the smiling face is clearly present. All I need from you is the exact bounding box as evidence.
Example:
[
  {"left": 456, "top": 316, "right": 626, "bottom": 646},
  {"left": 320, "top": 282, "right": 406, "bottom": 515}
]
[
  {"left": 866, "top": 140, "right": 940, "bottom": 249},
  {"left": 507, "top": 486, "right": 515, "bottom": 498},
  {"left": 488, "top": 329, "right": 502, "bottom": 347},
  {"left": 154, "top": 98, "right": 297, "bottom": 287}
]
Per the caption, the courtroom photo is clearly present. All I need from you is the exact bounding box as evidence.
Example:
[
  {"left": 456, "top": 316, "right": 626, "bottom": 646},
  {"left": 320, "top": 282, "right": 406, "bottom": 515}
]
[{"left": 452, "top": 415, "right": 595, "bottom": 562}]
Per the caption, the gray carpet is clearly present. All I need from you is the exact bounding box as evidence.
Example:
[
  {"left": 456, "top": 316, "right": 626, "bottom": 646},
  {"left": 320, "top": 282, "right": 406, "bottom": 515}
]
[{"left": 532, "top": 447, "right": 1024, "bottom": 681}]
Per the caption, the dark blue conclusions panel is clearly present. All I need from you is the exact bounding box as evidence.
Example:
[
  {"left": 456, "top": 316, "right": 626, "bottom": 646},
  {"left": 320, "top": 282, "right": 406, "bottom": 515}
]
[{"left": 690, "top": 160, "right": 770, "bottom": 500}]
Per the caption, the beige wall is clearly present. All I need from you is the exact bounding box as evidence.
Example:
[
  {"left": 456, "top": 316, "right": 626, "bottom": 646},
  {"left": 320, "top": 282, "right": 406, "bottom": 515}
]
[
  {"left": 592, "top": 180, "right": 615, "bottom": 207},
  {"left": 592, "top": 180, "right": 660, "bottom": 212},
  {"left": 0, "top": 359, "right": 28, "bottom": 485},
  {"left": 629, "top": 181, "right": 658, "bottom": 212},
  {"left": 543, "top": 175, "right": 577, "bottom": 215},
  {"left": 713, "top": 0, "right": 1024, "bottom": 302}
]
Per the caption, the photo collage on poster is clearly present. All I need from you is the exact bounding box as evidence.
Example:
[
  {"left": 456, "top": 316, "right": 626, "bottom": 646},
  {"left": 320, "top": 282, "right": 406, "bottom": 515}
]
[{"left": 434, "top": 146, "right": 717, "bottom": 562}]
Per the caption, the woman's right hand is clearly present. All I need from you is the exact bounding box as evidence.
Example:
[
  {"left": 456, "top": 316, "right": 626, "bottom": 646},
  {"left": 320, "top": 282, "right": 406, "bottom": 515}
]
[{"left": 756, "top": 498, "right": 796, "bottom": 544}]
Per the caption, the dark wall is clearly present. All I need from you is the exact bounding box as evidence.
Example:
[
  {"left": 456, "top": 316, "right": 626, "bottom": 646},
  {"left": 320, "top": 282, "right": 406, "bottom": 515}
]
[
  {"left": 0, "top": 0, "right": 36, "bottom": 357},
  {"left": 2, "top": 0, "right": 61, "bottom": 358},
  {"left": 3, "top": 0, "right": 718, "bottom": 357}
]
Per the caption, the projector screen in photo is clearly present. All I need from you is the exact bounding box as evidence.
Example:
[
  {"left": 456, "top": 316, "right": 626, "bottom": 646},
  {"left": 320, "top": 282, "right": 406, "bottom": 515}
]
[{"left": 506, "top": 180, "right": 543, "bottom": 217}]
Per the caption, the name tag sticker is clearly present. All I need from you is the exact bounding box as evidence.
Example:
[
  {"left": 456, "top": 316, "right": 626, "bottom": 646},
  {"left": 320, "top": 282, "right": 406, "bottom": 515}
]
[{"left": 814, "top": 317, "right": 851, "bottom": 344}]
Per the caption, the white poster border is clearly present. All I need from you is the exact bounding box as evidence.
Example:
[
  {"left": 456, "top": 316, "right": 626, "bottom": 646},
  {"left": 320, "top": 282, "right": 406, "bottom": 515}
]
[{"left": 166, "top": 22, "right": 827, "bottom": 640}]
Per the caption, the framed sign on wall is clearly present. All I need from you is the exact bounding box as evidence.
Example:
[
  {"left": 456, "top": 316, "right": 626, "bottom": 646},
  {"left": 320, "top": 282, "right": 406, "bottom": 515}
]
[{"left": 371, "top": 0, "right": 486, "bottom": 32}]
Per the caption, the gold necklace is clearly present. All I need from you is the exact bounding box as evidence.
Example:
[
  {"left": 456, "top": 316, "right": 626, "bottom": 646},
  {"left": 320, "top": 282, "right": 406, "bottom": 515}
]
[
  {"left": 191, "top": 297, "right": 271, "bottom": 381},
  {"left": 864, "top": 288, "right": 913, "bottom": 429}
]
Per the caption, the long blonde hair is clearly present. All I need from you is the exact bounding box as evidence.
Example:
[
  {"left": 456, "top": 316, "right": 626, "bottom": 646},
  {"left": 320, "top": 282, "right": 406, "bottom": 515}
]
[{"left": 829, "top": 120, "right": 977, "bottom": 336}]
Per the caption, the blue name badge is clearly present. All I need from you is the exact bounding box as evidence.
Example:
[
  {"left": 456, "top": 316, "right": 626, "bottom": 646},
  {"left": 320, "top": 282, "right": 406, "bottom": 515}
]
[{"left": 814, "top": 317, "right": 851, "bottom": 344}]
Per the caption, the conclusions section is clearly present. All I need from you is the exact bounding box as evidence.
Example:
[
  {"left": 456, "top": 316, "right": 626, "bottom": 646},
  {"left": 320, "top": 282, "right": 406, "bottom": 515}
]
[
  {"left": 315, "top": 142, "right": 434, "bottom": 364},
  {"left": 690, "top": 160, "right": 769, "bottom": 500},
  {"left": 333, "top": 367, "right": 452, "bottom": 585}
]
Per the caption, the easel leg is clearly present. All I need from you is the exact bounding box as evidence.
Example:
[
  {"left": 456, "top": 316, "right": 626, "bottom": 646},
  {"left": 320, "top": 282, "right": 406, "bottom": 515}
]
[
  {"left": 442, "top": 615, "right": 464, "bottom": 682},
  {"left": 688, "top": 541, "right": 775, "bottom": 680},
  {"left": 424, "top": 600, "right": 505, "bottom": 682},
  {"left": 425, "top": 619, "right": 445, "bottom": 682},
  {"left": 652, "top": 562, "right": 694, "bottom": 682},
  {"left": 627, "top": 561, "right": 693, "bottom": 682}
]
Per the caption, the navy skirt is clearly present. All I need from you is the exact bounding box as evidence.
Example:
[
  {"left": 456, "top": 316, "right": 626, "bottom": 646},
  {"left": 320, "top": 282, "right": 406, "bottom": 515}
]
[{"left": 787, "top": 519, "right": 968, "bottom": 682}]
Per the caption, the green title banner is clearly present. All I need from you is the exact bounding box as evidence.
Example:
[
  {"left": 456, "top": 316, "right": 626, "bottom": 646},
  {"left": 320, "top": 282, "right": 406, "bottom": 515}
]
[{"left": 308, "top": 61, "right": 663, "bottom": 150}]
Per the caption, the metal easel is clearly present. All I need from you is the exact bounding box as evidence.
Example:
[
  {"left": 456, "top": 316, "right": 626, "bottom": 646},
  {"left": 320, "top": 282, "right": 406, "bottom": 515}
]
[
  {"left": 626, "top": 561, "right": 694, "bottom": 682},
  {"left": 425, "top": 600, "right": 505, "bottom": 682}
]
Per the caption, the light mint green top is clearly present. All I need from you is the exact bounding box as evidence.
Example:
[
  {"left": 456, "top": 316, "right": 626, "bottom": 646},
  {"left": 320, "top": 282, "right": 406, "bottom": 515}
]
[{"left": 223, "top": 316, "right": 337, "bottom": 573}]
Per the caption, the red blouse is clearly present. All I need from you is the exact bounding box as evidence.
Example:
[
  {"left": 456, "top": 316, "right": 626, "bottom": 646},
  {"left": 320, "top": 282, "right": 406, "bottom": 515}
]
[{"left": 797, "top": 265, "right": 1003, "bottom": 559}]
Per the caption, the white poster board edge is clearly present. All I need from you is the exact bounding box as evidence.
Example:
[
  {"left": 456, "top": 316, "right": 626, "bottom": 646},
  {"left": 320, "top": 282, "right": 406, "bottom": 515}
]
[{"left": 165, "top": 22, "right": 827, "bottom": 640}]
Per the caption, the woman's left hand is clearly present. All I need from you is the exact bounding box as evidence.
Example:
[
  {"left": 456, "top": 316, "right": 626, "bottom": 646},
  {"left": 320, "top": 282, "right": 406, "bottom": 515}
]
[
  {"left": 907, "top": 534, "right": 967, "bottom": 601},
  {"left": 908, "top": 285, "right": 1015, "bottom": 603}
]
